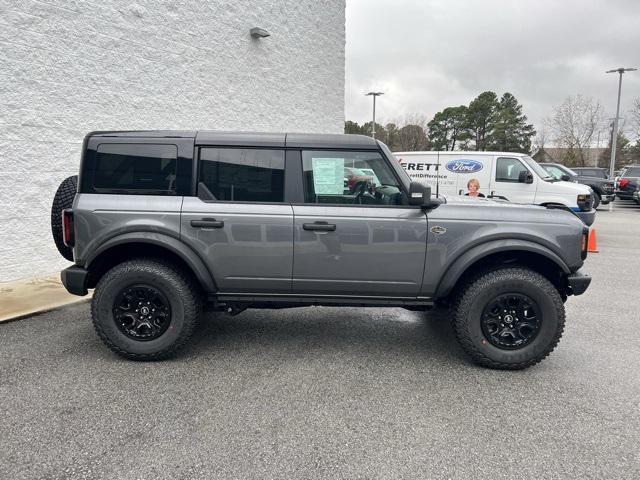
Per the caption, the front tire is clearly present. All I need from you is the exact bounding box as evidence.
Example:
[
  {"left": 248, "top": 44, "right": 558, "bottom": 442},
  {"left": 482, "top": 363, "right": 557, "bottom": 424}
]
[
  {"left": 91, "top": 258, "right": 202, "bottom": 360},
  {"left": 592, "top": 192, "right": 601, "bottom": 209},
  {"left": 452, "top": 267, "right": 565, "bottom": 370}
]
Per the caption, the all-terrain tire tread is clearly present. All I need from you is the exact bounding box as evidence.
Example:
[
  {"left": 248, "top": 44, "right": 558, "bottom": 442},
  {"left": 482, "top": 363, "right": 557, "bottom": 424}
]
[
  {"left": 51, "top": 175, "right": 78, "bottom": 261},
  {"left": 452, "top": 267, "right": 565, "bottom": 370},
  {"left": 91, "top": 258, "right": 202, "bottom": 361}
]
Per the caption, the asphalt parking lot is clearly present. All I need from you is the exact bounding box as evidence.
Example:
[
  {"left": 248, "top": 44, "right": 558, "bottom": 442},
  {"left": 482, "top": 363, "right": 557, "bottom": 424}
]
[{"left": 1, "top": 201, "right": 639, "bottom": 480}]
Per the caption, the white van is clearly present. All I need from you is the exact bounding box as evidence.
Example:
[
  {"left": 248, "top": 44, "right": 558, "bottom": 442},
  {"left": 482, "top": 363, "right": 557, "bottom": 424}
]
[{"left": 394, "top": 151, "right": 595, "bottom": 225}]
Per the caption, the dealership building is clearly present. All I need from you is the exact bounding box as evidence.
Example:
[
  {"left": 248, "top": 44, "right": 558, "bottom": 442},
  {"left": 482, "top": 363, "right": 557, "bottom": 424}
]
[{"left": 0, "top": 1, "right": 345, "bottom": 282}]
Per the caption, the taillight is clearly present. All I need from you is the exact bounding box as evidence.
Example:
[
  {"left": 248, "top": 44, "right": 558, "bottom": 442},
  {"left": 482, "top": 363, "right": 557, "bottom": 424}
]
[
  {"left": 619, "top": 178, "right": 630, "bottom": 189},
  {"left": 62, "top": 209, "right": 75, "bottom": 247},
  {"left": 581, "top": 228, "right": 589, "bottom": 260}
]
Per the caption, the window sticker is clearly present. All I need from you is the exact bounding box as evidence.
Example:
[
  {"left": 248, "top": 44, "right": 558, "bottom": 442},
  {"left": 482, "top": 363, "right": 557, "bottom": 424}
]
[{"left": 312, "top": 158, "right": 345, "bottom": 195}]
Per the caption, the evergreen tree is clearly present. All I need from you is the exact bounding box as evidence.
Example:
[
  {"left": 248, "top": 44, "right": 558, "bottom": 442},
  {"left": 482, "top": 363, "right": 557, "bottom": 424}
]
[
  {"left": 487, "top": 93, "right": 536, "bottom": 153},
  {"left": 467, "top": 91, "right": 499, "bottom": 151},
  {"left": 427, "top": 106, "right": 471, "bottom": 150},
  {"left": 344, "top": 121, "right": 362, "bottom": 134}
]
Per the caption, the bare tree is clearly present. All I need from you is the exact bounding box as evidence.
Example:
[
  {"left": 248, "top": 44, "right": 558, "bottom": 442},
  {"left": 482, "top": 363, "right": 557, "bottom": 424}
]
[
  {"left": 533, "top": 121, "right": 549, "bottom": 152},
  {"left": 548, "top": 95, "right": 604, "bottom": 166},
  {"left": 378, "top": 113, "right": 430, "bottom": 151}
]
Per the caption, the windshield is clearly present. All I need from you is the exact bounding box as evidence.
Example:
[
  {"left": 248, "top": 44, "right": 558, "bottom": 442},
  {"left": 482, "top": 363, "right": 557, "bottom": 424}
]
[
  {"left": 377, "top": 140, "right": 412, "bottom": 185},
  {"left": 523, "top": 156, "right": 555, "bottom": 181},
  {"left": 542, "top": 164, "right": 568, "bottom": 180}
]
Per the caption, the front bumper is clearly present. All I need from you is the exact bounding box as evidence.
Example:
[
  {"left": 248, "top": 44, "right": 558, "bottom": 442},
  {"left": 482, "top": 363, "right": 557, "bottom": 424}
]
[
  {"left": 61, "top": 265, "right": 89, "bottom": 296},
  {"left": 575, "top": 208, "right": 596, "bottom": 226},
  {"left": 566, "top": 269, "right": 591, "bottom": 296},
  {"left": 602, "top": 194, "right": 615, "bottom": 204}
]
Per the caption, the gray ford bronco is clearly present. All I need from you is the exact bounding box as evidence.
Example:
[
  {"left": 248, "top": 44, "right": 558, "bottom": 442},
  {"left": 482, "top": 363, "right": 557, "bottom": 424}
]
[{"left": 52, "top": 131, "right": 591, "bottom": 369}]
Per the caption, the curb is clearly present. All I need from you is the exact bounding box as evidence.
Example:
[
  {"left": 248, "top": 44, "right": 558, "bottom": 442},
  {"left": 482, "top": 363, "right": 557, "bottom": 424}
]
[
  {"left": 0, "top": 298, "right": 91, "bottom": 324},
  {"left": 0, "top": 274, "right": 93, "bottom": 323}
]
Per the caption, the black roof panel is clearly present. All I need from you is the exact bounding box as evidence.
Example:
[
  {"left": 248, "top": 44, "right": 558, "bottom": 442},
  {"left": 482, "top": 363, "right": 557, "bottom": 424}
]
[
  {"left": 195, "top": 131, "right": 286, "bottom": 147},
  {"left": 90, "top": 130, "right": 197, "bottom": 138},
  {"left": 286, "top": 133, "right": 378, "bottom": 149},
  {"left": 89, "top": 131, "right": 379, "bottom": 149}
]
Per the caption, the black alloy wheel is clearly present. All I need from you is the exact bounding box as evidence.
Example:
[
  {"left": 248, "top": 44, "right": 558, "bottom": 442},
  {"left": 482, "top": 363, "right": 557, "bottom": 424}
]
[
  {"left": 480, "top": 293, "right": 541, "bottom": 350},
  {"left": 113, "top": 285, "right": 172, "bottom": 341}
]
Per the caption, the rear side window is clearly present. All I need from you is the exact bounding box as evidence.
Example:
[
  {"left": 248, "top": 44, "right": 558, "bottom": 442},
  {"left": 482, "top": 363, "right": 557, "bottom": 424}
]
[
  {"left": 92, "top": 144, "right": 178, "bottom": 194},
  {"left": 578, "top": 168, "right": 606, "bottom": 178},
  {"left": 199, "top": 148, "right": 285, "bottom": 202}
]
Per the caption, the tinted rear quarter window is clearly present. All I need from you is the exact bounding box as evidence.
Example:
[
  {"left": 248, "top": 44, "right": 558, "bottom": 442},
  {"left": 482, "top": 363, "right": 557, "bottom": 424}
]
[
  {"left": 199, "top": 148, "right": 285, "bottom": 202},
  {"left": 91, "top": 144, "right": 178, "bottom": 194}
]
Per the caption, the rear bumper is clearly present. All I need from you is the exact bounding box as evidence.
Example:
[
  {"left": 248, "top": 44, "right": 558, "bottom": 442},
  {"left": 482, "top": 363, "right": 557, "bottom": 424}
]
[
  {"left": 616, "top": 191, "right": 634, "bottom": 200},
  {"left": 575, "top": 209, "right": 595, "bottom": 226},
  {"left": 61, "top": 265, "right": 89, "bottom": 296},
  {"left": 567, "top": 269, "right": 591, "bottom": 296}
]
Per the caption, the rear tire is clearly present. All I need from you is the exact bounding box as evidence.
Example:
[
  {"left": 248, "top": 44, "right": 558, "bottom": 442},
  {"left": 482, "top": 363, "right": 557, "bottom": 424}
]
[
  {"left": 51, "top": 175, "right": 78, "bottom": 261},
  {"left": 91, "top": 258, "right": 202, "bottom": 360},
  {"left": 452, "top": 267, "right": 565, "bottom": 370}
]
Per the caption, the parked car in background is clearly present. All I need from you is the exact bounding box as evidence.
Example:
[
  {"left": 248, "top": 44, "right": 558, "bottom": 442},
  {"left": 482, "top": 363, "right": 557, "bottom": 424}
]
[
  {"left": 616, "top": 165, "right": 640, "bottom": 201},
  {"left": 572, "top": 167, "right": 609, "bottom": 179},
  {"left": 396, "top": 151, "right": 596, "bottom": 225},
  {"left": 539, "top": 163, "right": 615, "bottom": 209}
]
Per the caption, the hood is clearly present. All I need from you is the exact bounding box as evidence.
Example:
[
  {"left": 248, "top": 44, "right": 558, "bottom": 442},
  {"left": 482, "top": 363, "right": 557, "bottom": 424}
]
[
  {"left": 443, "top": 195, "right": 542, "bottom": 209},
  {"left": 437, "top": 194, "right": 584, "bottom": 226},
  {"left": 541, "top": 179, "right": 591, "bottom": 194}
]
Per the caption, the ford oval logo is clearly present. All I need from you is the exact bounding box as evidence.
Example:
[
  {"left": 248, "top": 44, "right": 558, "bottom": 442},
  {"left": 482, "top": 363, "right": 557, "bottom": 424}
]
[{"left": 445, "top": 159, "right": 483, "bottom": 174}]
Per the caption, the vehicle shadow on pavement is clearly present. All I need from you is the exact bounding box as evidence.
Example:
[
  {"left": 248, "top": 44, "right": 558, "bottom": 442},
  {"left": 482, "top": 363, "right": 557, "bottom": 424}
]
[{"left": 185, "top": 306, "right": 470, "bottom": 367}]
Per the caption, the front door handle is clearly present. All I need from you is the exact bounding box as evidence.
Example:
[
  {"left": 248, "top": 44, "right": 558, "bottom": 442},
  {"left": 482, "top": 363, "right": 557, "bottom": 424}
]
[
  {"left": 191, "top": 218, "right": 224, "bottom": 229},
  {"left": 303, "top": 221, "right": 336, "bottom": 232}
]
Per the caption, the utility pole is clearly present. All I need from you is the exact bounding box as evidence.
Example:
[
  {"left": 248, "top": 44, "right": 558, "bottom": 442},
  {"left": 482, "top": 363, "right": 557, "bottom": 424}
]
[
  {"left": 606, "top": 67, "right": 637, "bottom": 211},
  {"left": 365, "top": 92, "right": 384, "bottom": 139}
]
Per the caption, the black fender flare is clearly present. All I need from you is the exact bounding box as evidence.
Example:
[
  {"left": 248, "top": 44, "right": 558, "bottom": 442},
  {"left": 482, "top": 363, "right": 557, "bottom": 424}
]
[
  {"left": 85, "top": 232, "right": 216, "bottom": 293},
  {"left": 434, "top": 239, "right": 571, "bottom": 298}
]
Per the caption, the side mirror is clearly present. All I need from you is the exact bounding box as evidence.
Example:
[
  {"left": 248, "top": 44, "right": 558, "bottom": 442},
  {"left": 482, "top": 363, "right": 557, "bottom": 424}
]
[
  {"left": 561, "top": 174, "right": 571, "bottom": 182},
  {"left": 409, "top": 181, "right": 431, "bottom": 206},
  {"left": 518, "top": 170, "right": 534, "bottom": 184}
]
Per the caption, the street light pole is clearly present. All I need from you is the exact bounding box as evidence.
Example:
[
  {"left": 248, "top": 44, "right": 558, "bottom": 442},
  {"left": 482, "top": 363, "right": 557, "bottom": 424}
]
[
  {"left": 365, "top": 92, "right": 384, "bottom": 139},
  {"left": 605, "top": 67, "right": 637, "bottom": 212},
  {"left": 606, "top": 68, "right": 637, "bottom": 206}
]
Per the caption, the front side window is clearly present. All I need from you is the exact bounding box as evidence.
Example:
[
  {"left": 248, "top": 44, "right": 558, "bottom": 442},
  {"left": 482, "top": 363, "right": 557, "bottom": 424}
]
[
  {"left": 199, "top": 148, "right": 285, "bottom": 202},
  {"left": 93, "top": 144, "right": 177, "bottom": 193},
  {"left": 496, "top": 157, "right": 529, "bottom": 182},
  {"left": 302, "top": 150, "right": 404, "bottom": 205}
]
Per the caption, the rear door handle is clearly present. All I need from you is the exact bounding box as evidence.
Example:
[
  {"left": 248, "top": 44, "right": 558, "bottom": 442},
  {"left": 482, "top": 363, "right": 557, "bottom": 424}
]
[
  {"left": 191, "top": 218, "right": 224, "bottom": 229},
  {"left": 303, "top": 222, "right": 336, "bottom": 232}
]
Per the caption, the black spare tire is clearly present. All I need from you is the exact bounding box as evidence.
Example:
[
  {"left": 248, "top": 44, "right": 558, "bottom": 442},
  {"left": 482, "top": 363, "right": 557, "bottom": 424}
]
[{"left": 51, "top": 175, "right": 78, "bottom": 261}]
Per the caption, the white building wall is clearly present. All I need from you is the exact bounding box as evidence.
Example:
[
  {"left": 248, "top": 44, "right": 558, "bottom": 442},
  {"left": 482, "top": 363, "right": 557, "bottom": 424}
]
[{"left": 0, "top": 0, "right": 345, "bottom": 282}]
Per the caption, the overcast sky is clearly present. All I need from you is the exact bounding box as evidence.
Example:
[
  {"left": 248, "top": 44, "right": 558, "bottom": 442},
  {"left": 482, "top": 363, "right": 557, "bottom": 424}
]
[{"left": 345, "top": 0, "right": 640, "bottom": 139}]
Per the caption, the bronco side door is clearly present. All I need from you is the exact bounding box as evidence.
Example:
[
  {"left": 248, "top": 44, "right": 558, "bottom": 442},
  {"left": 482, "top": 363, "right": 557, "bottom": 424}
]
[
  {"left": 181, "top": 144, "right": 293, "bottom": 293},
  {"left": 291, "top": 148, "right": 428, "bottom": 297}
]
